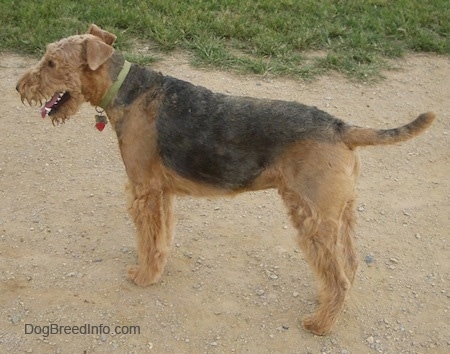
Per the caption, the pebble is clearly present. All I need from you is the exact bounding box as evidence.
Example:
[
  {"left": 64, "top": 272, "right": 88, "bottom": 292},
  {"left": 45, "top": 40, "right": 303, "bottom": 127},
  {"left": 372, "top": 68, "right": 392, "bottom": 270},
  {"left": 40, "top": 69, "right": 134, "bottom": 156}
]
[
  {"left": 365, "top": 255, "right": 374, "bottom": 264},
  {"left": 10, "top": 314, "right": 21, "bottom": 324},
  {"left": 366, "top": 336, "right": 375, "bottom": 344},
  {"left": 293, "top": 291, "right": 300, "bottom": 298}
]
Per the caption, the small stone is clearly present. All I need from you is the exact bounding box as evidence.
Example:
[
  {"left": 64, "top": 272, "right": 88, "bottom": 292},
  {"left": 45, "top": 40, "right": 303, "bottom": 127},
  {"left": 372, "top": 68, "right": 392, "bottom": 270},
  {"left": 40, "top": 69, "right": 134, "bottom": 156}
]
[
  {"left": 365, "top": 255, "right": 374, "bottom": 264},
  {"left": 293, "top": 291, "right": 300, "bottom": 298},
  {"left": 415, "top": 233, "right": 421, "bottom": 239},
  {"left": 256, "top": 289, "right": 265, "bottom": 296},
  {"left": 366, "top": 336, "right": 375, "bottom": 344},
  {"left": 389, "top": 257, "right": 399, "bottom": 264},
  {"left": 10, "top": 314, "right": 21, "bottom": 324}
]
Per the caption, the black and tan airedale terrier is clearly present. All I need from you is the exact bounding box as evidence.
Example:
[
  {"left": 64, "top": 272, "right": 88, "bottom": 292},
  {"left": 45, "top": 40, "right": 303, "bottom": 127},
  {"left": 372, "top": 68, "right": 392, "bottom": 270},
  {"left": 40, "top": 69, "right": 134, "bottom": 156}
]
[{"left": 16, "top": 24, "right": 435, "bottom": 335}]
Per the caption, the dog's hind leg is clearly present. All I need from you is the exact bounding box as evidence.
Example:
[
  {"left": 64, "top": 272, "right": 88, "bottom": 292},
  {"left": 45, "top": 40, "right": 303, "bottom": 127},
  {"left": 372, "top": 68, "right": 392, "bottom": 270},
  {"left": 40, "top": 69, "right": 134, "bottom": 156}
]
[
  {"left": 281, "top": 186, "right": 350, "bottom": 335},
  {"left": 278, "top": 142, "right": 359, "bottom": 335},
  {"left": 126, "top": 181, "right": 174, "bottom": 286}
]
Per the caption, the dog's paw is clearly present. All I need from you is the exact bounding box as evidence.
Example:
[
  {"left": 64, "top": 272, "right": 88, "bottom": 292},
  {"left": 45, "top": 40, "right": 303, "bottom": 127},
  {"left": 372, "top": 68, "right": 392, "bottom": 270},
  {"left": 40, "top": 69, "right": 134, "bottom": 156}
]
[
  {"left": 302, "top": 314, "right": 331, "bottom": 336},
  {"left": 127, "top": 265, "right": 159, "bottom": 287}
]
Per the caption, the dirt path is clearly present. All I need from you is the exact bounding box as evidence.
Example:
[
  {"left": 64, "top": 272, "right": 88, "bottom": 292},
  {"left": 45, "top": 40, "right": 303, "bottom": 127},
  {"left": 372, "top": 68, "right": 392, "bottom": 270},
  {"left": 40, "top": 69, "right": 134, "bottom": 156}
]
[{"left": 0, "top": 52, "right": 449, "bottom": 353}]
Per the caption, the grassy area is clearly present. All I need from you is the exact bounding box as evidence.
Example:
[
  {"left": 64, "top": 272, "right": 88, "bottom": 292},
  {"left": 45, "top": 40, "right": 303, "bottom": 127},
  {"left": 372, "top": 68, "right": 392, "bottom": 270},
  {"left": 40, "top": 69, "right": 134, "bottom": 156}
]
[{"left": 1, "top": 0, "right": 448, "bottom": 79}]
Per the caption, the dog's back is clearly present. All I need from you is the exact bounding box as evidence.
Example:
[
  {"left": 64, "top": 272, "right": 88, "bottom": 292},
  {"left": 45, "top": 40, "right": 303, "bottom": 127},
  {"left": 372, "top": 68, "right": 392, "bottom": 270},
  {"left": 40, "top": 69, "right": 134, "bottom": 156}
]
[{"left": 156, "top": 76, "right": 351, "bottom": 189}]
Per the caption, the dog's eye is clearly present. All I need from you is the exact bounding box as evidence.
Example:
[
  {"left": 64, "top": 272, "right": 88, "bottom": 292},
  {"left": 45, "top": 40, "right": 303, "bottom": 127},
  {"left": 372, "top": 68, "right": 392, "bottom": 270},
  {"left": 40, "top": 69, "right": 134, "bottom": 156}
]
[{"left": 47, "top": 60, "right": 55, "bottom": 68}]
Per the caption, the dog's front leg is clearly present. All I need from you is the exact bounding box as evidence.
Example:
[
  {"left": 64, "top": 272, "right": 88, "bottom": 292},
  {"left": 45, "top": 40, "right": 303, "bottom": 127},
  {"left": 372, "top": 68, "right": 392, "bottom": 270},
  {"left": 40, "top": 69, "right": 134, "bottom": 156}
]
[{"left": 125, "top": 181, "right": 174, "bottom": 286}]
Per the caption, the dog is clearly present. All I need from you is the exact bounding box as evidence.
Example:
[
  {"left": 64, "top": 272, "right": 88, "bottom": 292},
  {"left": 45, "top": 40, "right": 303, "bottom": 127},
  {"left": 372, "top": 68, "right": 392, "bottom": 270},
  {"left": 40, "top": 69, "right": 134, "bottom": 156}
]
[{"left": 16, "top": 24, "right": 435, "bottom": 335}]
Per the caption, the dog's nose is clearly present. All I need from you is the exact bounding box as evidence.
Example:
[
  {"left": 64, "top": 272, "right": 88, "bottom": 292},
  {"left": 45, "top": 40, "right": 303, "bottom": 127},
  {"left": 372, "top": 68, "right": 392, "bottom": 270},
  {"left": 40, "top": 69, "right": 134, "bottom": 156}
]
[{"left": 16, "top": 84, "right": 20, "bottom": 92}]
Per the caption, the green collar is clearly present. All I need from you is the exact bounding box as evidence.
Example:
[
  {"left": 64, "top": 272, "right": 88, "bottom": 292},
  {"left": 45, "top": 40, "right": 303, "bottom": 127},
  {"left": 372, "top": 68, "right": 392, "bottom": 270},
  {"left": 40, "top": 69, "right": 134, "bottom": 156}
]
[{"left": 98, "top": 60, "right": 132, "bottom": 109}]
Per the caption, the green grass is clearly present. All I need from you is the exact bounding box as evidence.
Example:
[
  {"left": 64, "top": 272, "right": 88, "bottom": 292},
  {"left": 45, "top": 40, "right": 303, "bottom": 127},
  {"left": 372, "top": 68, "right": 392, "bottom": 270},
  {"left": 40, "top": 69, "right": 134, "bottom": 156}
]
[{"left": 1, "top": 0, "right": 448, "bottom": 80}]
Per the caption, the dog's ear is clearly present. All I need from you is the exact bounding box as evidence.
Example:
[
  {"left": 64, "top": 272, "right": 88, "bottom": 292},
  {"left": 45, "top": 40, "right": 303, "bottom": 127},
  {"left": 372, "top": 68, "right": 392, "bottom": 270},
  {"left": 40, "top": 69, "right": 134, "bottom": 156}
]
[
  {"left": 87, "top": 24, "right": 117, "bottom": 45},
  {"left": 84, "top": 37, "right": 114, "bottom": 71}
]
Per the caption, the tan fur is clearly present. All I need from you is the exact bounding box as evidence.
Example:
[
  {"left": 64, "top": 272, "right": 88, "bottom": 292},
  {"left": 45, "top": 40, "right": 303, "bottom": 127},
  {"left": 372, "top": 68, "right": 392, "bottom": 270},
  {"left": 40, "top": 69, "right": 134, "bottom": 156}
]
[{"left": 15, "top": 24, "right": 435, "bottom": 336}]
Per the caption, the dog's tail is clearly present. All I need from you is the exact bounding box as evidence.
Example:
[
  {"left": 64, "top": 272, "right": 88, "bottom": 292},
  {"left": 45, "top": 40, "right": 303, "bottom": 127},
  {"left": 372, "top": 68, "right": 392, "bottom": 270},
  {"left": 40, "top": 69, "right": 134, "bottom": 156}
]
[{"left": 341, "top": 112, "right": 435, "bottom": 149}]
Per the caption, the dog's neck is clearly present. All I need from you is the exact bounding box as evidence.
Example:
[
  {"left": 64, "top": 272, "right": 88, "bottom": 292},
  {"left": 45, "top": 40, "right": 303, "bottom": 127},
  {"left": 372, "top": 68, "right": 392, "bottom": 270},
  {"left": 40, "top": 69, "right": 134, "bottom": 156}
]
[{"left": 98, "top": 56, "right": 132, "bottom": 109}]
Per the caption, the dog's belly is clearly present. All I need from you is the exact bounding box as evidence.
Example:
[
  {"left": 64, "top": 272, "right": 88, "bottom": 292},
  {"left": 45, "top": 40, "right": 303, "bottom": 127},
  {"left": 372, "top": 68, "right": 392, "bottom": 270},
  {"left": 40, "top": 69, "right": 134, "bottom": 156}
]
[{"left": 158, "top": 133, "right": 275, "bottom": 190}]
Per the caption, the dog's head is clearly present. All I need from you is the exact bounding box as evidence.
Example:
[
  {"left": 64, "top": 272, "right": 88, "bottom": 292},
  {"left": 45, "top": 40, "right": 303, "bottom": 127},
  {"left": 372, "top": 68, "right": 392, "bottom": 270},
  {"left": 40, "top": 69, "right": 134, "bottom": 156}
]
[{"left": 16, "top": 24, "right": 117, "bottom": 125}]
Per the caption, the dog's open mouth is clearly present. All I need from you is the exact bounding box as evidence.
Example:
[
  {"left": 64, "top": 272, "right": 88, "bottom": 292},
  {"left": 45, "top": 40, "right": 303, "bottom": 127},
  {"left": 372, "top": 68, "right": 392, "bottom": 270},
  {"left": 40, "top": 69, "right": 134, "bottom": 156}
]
[{"left": 41, "top": 92, "right": 70, "bottom": 118}]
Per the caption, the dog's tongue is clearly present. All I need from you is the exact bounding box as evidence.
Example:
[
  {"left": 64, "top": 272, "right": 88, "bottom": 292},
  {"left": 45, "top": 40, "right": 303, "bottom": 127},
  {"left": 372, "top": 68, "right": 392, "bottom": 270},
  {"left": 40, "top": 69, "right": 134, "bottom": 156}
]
[{"left": 41, "top": 94, "right": 60, "bottom": 118}]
